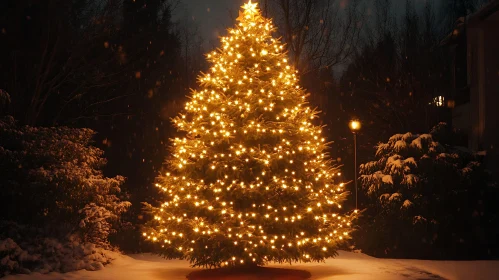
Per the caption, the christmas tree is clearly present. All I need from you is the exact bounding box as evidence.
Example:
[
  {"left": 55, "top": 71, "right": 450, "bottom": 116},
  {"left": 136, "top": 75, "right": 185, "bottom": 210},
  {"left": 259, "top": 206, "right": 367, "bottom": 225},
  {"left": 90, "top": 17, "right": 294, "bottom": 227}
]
[{"left": 144, "top": 0, "right": 355, "bottom": 268}]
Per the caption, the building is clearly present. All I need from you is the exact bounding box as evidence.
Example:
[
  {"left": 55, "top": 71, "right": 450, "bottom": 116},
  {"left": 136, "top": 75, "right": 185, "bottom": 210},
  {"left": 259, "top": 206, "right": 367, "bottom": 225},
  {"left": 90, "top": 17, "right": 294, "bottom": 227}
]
[{"left": 442, "top": 0, "right": 499, "bottom": 176}]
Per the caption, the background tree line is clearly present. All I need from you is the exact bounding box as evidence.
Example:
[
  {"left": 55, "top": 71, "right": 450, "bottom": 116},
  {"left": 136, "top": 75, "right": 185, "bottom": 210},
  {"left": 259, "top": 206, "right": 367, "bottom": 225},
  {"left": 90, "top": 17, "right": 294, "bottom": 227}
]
[
  {"left": 338, "top": 0, "right": 497, "bottom": 259},
  {"left": 0, "top": 0, "right": 493, "bottom": 260},
  {"left": 0, "top": 0, "right": 366, "bottom": 251},
  {"left": 0, "top": 0, "right": 197, "bottom": 254}
]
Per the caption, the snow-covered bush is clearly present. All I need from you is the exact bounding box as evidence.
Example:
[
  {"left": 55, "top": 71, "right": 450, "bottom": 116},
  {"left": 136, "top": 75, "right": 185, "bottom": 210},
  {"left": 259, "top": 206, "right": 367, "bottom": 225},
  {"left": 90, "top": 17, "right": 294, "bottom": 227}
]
[
  {"left": 0, "top": 222, "right": 119, "bottom": 276},
  {"left": 0, "top": 116, "right": 130, "bottom": 275},
  {"left": 0, "top": 89, "right": 10, "bottom": 114},
  {"left": 355, "top": 123, "right": 498, "bottom": 259}
]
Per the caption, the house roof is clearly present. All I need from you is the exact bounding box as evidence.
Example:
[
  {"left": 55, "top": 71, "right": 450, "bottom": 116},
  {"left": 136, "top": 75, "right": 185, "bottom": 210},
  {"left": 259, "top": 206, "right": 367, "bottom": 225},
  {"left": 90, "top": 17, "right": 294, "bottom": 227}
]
[
  {"left": 441, "top": 0, "right": 499, "bottom": 46},
  {"left": 469, "top": 0, "right": 499, "bottom": 25},
  {"left": 440, "top": 17, "right": 466, "bottom": 46}
]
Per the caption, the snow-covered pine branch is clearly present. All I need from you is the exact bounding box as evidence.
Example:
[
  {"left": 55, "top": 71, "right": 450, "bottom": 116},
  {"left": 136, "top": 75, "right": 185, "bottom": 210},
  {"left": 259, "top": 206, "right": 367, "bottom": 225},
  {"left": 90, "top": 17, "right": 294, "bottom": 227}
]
[
  {"left": 355, "top": 123, "right": 498, "bottom": 259},
  {"left": 0, "top": 116, "right": 130, "bottom": 276}
]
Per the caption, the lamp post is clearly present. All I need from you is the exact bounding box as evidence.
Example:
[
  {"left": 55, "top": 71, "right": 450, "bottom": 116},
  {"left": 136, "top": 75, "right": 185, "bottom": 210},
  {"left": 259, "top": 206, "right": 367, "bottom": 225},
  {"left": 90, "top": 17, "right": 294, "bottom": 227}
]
[{"left": 349, "top": 120, "right": 361, "bottom": 209}]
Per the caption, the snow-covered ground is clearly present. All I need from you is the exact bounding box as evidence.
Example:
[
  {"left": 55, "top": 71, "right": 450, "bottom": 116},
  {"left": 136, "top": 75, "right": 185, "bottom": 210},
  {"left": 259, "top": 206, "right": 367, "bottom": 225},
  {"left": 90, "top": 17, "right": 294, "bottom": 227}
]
[{"left": 4, "top": 250, "right": 498, "bottom": 280}]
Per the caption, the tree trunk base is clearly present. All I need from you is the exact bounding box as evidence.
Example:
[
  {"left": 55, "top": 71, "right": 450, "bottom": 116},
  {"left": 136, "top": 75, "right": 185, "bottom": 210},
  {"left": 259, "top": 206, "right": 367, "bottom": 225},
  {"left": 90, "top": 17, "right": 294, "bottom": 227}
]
[{"left": 186, "top": 266, "right": 311, "bottom": 280}]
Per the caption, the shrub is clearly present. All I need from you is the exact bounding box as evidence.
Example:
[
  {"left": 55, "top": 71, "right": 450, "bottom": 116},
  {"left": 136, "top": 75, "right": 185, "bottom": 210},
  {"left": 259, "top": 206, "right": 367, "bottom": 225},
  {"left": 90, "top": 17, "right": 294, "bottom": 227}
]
[
  {"left": 355, "top": 123, "right": 499, "bottom": 259},
  {"left": 0, "top": 116, "right": 130, "bottom": 275}
]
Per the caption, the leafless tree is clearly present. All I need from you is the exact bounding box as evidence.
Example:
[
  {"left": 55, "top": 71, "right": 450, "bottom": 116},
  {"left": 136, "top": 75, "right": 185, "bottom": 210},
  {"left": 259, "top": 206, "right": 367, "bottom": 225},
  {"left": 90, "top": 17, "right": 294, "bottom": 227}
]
[
  {"left": 340, "top": 0, "right": 452, "bottom": 141},
  {"left": 175, "top": 7, "right": 206, "bottom": 89},
  {"left": 0, "top": 0, "right": 126, "bottom": 125},
  {"left": 265, "top": 0, "right": 365, "bottom": 74},
  {"left": 1, "top": 0, "right": 182, "bottom": 126},
  {"left": 439, "top": 0, "right": 488, "bottom": 32}
]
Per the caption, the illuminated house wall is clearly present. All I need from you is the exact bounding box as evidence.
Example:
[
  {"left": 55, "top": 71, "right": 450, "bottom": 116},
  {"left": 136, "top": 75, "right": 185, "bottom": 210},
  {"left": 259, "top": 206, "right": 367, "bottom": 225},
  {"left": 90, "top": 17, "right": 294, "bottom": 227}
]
[{"left": 444, "top": 0, "right": 499, "bottom": 175}]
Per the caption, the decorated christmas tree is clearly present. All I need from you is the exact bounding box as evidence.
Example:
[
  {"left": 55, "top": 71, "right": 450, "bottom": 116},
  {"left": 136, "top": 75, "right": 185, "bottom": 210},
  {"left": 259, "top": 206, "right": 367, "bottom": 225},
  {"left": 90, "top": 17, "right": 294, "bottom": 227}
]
[{"left": 144, "top": 0, "right": 355, "bottom": 268}]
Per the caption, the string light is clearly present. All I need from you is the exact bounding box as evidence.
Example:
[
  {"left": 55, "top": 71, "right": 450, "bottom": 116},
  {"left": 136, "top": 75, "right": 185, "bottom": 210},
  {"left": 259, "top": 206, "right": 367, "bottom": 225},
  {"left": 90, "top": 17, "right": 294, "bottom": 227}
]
[{"left": 144, "top": 0, "right": 356, "bottom": 268}]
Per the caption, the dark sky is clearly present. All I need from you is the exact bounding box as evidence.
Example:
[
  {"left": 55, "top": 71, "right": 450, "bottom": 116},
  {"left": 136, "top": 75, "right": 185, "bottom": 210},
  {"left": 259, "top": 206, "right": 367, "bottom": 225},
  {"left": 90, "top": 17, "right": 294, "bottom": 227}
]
[
  {"left": 173, "top": 0, "right": 431, "bottom": 47},
  {"left": 174, "top": 0, "right": 241, "bottom": 47}
]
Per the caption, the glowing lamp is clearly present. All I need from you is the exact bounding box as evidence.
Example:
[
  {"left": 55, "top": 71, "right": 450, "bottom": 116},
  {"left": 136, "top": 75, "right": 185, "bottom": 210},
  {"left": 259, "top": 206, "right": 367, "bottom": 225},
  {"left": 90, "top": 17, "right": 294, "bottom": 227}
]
[{"left": 349, "top": 120, "right": 361, "bottom": 132}]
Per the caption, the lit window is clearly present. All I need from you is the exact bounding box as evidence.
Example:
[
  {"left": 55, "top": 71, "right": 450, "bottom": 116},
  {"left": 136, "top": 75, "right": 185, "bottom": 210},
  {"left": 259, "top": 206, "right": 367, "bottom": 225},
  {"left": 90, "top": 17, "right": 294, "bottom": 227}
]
[{"left": 432, "top": 96, "right": 445, "bottom": 107}]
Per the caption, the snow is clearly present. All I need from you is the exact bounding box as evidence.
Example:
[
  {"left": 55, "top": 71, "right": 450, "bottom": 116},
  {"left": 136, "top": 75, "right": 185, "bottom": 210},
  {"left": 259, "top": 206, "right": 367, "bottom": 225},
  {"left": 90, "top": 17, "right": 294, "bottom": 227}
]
[
  {"left": 401, "top": 199, "right": 413, "bottom": 208},
  {"left": 386, "top": 155, "right": 404, "bottom": 174},
  {"left": 401, "top": 132, "right": 413, "bottom": 141},
  {"left": 375, "top": 143, "right": 389, "bottom": 157},
  {"left": 360, "top": 161, "right": 377, "bottom": 172},
  {"left": 361, "top": 171, "right": 385, "bottom": 194},
  {"left": 404, "top": 157, "right": 416, "bottom": 167},
  {"left": 384, "top": 155, "right": 417, "bottom": 176},
  {"left": 393, "top": 140, "right": 407, "bottom": 152},
  {"left": 419, "top": 134, "right": 432, "bottom": 141},
  {"left": 382, "top": 174, "right": 393, "bottom": 184},
  {"left": 0, "top": 237, "right": 116, "bottom": 276},
  {"left": 388, "top": 133, "right": 404, "bottom": 142},
  {"left": 402, "top": 174, "right": 418, "bottom": 187},
  {"left": 477, "top": 150, "right": 487, "bottom": 156},
  {"left": 380, "top": 193, "right": 390, "bottom": 201},
  {"left": 461, "top": 161, "right": 480, "bottom": 176},
  {"left": 413, "top": 215, "right": 427, "bottom": 225},
  {"left": 4, "top": 250, "right": 499, "bottom": 280},
  {"left": 389, "top": 192, "right": 402, "bottom": 201},
  {"left": 410, "top": 137, "right": 423, "bottom": 150}
]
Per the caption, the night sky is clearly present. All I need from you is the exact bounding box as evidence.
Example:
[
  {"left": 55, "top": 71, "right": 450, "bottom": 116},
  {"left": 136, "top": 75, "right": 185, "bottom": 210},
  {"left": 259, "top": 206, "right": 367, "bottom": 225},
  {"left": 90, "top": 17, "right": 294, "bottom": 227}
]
[
  {"left": 173, "top": 0, "right": 432, "bottom": 48},
  {"left": 174, "top": 0, "right": 241, "bottom": 47}
]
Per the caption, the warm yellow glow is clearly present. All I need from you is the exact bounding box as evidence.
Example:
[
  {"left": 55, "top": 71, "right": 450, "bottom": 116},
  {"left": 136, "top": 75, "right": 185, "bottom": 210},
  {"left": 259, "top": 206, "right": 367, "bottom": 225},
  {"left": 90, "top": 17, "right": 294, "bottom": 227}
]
[
  {"left": 242, "top": 0, "right": 258, "bottom": 15},
  {"left": 349, "top": 120, "right": 361, "bottom": 131},
  {"left": 144, "top": 0, "right": 356, "bottom": 268}
]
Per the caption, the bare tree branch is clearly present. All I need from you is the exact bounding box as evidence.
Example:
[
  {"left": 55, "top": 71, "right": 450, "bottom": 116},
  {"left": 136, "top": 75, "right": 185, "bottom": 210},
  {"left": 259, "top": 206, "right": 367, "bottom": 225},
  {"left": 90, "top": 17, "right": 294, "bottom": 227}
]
[{"left": 269, "top": 0, "right": 365, "bottom": 74}]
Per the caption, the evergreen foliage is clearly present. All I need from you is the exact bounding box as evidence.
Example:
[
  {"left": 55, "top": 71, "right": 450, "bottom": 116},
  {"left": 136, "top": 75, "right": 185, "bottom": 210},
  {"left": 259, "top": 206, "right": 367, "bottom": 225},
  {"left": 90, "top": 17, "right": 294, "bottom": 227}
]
[
  {"left": 0, "top": 116, "right": 131, "bottom": 275},
  {"left": 144, "top": 1, "right": 355, "bottom": 268},
  {"left": 356, "top": 123, "right": 499, "bottom": 259}
]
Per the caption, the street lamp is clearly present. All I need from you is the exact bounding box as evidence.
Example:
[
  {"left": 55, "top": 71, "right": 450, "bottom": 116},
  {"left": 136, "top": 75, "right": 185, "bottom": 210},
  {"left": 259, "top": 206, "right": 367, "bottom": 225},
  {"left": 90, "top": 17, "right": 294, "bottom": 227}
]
[{"left": 349, "top": 120, "right": 361, "bottom": 209}]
